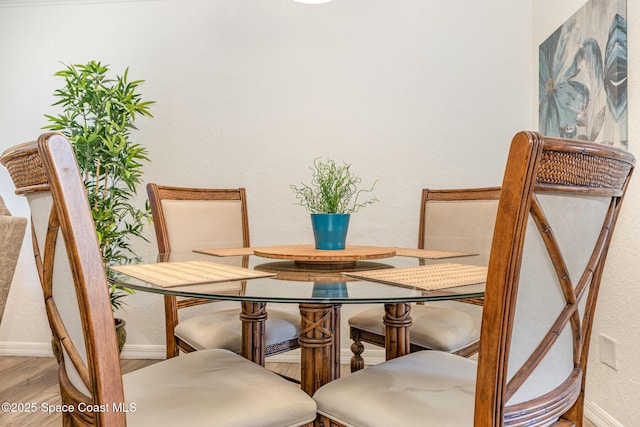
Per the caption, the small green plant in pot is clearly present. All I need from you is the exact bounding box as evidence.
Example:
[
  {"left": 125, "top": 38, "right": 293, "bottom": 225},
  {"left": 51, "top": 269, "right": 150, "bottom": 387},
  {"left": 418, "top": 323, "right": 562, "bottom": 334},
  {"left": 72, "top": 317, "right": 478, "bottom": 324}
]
[
  {"left": 44, "top": 60, "right": 154, "bottom": 351},
  {"left": 291, "top": 158, "right": 377, "bottom": 250}
]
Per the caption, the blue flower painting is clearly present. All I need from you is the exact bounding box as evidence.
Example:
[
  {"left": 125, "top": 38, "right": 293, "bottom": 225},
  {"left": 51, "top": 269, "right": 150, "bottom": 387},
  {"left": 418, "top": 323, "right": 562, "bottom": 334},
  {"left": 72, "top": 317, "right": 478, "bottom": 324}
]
[{"left": 539, "top": 0, "right": 627, "bottom": 148}]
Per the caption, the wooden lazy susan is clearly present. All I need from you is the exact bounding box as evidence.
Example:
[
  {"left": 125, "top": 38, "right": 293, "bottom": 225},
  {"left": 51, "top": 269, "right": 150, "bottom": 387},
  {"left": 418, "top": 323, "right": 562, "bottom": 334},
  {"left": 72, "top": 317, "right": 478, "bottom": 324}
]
[
  {"left": 253, "top": 245, "right": 396, "bottom": 281},
  {"left": 253, "top": 244, "right": 396, "bottom": 263}
]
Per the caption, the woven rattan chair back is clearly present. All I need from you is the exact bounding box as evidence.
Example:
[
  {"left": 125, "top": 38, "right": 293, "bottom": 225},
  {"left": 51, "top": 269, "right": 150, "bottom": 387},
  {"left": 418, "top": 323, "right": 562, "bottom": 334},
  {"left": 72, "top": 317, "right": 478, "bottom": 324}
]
[
  {"left": 475, "top": 131, "right": 635, "bottom": 425},
  {"left": 1, "top": 133, "right": 126, "bottom": 425},
  {"left": 146, "top": 184, "right": 250, "bottom": 358}
]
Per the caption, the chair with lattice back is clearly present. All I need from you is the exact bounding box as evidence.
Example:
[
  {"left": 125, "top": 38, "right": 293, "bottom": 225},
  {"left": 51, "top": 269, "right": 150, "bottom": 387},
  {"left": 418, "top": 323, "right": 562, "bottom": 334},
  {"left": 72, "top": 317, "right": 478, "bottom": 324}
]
[
  {"left": 146, "top": 183, "right": 301, "bottom": 360},
  {"left": 348, "top": 187, "right": 500, "bottom": 371},
  {"left": 1, "top": 133, "right": 316, "bottom": 426},
  {"left": 313, "top": 131, "right": 634, "bottom": 426}
]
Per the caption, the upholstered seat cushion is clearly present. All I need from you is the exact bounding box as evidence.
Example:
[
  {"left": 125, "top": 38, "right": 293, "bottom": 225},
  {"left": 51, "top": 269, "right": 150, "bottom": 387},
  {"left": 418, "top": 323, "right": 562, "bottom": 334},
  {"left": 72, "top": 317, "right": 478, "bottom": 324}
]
[
  {"left": 348, "top": 301, "right": 482, "bottom": 352},
  {"left": 313, "top": 351, "right": 476, "bottom": 427},
  {"left": 124, "top": 349, "right": 317, "bottom": 426},
  {"left": 175, "top": 308, "right": 300, "bottom": 353}
]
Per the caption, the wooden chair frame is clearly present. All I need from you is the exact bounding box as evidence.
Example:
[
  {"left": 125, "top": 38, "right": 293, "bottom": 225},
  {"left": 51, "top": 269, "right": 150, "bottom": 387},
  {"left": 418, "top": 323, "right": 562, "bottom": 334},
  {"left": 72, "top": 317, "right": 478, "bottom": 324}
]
[
  {"left": 146, "top": 183, "right": 300, "bottom": 359},
  {"left": 147, "top": 184, "right": 249, "bottom": 358},
  {"left": 349, "top": 186, "right": 500, "bottom": 370},
  {"left": 418, "top": 187, "right": 501, "bottom": 261},
  {"left": 316, "top": 131, "right": 635, "bottom": 427},
  {"left": 2, "top": 134, "right": 126, "bottom": 425},
  {"left": 419, "top": 186, "right": 501, "bottom": 306},
  {"left": 476, "top": 133, "right": 634, "bottom": 425},
  {"left": 2, "top": 134, "right": 317, "bottom": 427}
]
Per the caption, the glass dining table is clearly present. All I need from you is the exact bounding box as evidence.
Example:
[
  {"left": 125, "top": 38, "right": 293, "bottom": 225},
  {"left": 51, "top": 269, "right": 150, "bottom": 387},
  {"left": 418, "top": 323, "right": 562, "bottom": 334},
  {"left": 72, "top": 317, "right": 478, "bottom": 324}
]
[{"left": 108, "top": 245, "right": 485, "bottom": 396}]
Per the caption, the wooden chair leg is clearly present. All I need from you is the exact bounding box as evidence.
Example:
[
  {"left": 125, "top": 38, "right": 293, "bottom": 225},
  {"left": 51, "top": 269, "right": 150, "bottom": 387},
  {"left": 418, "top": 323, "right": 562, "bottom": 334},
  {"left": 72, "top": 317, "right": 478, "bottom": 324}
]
[
  {"left": 551, "top": 421, "right": 576, "bottom": 426},
  {"left": 62, "top": 411, "right": 73, "bottom": 427},
  {"left": 166, "top": 338, "right": 179, "bottom": 359},
  {"left": 558, "top": 392, "right": 584, "bottom": 427},
  {"left": 350, "top": 339, "right": 365, "bottom": 372},
  {"left": 317, "top": 414, "right": 347, "bottom": 427}
]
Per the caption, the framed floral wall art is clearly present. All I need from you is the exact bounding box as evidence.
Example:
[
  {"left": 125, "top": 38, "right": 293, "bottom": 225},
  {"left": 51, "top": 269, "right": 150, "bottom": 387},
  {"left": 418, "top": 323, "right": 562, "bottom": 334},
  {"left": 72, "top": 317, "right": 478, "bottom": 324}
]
[{"left": 539, "top": 0, "right": 627, "bottom": 148}]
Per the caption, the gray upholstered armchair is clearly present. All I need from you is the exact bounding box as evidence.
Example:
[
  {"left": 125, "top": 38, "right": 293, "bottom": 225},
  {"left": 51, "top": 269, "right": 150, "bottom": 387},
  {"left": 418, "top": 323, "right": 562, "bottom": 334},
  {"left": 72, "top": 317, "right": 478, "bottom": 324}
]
[{"left": 0, "top": 195, "right": 27, "bottom": 324}]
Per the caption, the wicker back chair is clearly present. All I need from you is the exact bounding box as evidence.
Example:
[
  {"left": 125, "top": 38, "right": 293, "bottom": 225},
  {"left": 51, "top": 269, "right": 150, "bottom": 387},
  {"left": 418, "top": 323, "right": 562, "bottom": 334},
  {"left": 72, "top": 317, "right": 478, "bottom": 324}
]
[
  {"left": 146, "top": 183, "right": 300, "bottom": 360},
  {"left": 0, "top": 133, "right": 316, "bottom": 426},
  {"left": 0, "top": 195, "right": 27, "bottom": 324},
  {"left": 314, "top": 131, "right": 635, "bottom": 426},
  {"left": 348, "top": 187, "right": 500, "bottom": 371}
]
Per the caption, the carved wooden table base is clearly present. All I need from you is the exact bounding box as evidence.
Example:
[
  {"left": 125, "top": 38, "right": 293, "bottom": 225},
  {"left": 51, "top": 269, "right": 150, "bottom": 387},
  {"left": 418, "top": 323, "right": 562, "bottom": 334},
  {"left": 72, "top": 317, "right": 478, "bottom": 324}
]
[
  {"left": 240, "top": 301, "right": 412, "bottom": 396},
  {"left": 298, "top": 303, "right": 339, "bottom": 396}
]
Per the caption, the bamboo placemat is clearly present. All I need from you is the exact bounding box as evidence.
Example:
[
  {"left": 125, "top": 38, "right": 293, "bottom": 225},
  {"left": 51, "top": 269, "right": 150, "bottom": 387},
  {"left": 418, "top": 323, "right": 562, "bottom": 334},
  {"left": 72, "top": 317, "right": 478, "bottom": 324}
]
[
  {"left": 343, "top": 263, "right": 487, "bottom": 290},
  {"left": 195, "top": 247, "right": 255, "bottom": 257},
  {"left": 110, "top": 260, "right": 274, "bottom": 288},
  {"left": 393, "top": 247, "right": 474, "bottom": 259}
]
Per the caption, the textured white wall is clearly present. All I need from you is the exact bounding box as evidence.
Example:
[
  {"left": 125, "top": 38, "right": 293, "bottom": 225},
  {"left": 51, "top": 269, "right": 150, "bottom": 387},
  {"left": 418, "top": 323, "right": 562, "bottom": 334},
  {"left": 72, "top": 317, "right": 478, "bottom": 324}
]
[
  {"left": 0, "top": 0, "right": 531, "bottom": 352},
  {"left": 533, "top": 0, "right": 640, "bottom": 425}
]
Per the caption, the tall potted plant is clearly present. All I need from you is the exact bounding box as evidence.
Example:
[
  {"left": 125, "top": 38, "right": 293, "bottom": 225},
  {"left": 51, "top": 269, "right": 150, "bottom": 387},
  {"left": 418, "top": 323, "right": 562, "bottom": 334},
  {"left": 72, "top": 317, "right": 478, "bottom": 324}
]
[
  {"left": 291, "top": 158, "right": 377, "bottom": 250},
  {"left": 44, "top": 60, "right": 154, "bottom": 350}
]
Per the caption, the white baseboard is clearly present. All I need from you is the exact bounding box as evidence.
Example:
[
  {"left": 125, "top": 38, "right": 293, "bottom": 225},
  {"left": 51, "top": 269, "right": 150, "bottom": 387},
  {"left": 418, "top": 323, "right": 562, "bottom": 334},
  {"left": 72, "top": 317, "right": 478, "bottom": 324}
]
[
  {"left": 120, "top": 344, "right": 166, "bottom": 359},
  {"left": 584, "top": 401, "right": 624, "bottom": 427},
  {"left": 122, "top": 346, "right": 386, "bottom": 364},
  {"left": 0, "top": 341, "right": 53, "bottom": 357},
  {"left": 0, "top": 341, "right": 384, "bottom": 364},
  {"left": 0, "top": 341, "right": 165, "bottom": 360}
]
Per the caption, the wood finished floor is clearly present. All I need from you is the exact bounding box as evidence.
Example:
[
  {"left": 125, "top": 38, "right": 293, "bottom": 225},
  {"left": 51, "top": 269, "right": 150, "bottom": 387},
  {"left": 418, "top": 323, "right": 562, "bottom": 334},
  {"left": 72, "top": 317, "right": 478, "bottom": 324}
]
[
  {"left": 0, "top": 357, "right": 157, "bottom": 426},
  {"left": 0, "top": 356, "right": 597, "bottom": 427}
]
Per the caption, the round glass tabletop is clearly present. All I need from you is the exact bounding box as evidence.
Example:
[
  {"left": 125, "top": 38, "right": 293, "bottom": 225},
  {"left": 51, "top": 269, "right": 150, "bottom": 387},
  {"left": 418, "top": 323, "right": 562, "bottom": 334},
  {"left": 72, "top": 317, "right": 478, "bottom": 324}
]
[{"left": 108, "top": 251, "right": 485, "bottom": 304}]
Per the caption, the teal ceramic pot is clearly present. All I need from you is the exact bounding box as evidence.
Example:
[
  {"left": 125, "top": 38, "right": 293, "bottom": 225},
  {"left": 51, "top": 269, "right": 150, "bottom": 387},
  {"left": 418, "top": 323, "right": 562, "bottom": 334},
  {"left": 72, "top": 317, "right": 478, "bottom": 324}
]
[
  {"left": 311, "top": 213, "right": 350, "bottom": 250},
  {"left": 312, "top": 282, "right": 349, "bottom": 298}
]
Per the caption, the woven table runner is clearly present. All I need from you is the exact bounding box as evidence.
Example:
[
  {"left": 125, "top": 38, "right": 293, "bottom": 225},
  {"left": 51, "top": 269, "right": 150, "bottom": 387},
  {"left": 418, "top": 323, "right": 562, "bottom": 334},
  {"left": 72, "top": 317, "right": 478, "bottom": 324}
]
[
  {"left": 393, "top": 248, "right": 474, "bottom": 259},
  {"left": 110, "top": 260, "right": 274, "bottom": 288},
  {"left": 343, "top": 263, "right": 487, "bottom": 290},
  {"left": 195, "top": 247, "right": 255, "bottom": 257}
]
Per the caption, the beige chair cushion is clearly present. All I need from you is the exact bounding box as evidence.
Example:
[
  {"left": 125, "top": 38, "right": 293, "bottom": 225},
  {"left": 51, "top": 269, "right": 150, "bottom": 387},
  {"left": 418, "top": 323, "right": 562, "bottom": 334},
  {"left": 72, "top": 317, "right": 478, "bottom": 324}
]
[
  {"left": 314, "top": 350, "right": 476, "bottom": 427},
  {"left": 348, "top": 301, "right": 481, "bottom": 352},
  {"left": 124, "top": 349, "right": 317, "bottom": 426},
  {"left": 175, "top": 308, "right": 300, "bottom": 354},
  {"left": 161, "top": 199, "right": 244, "bottom": 251},
  {"left": 0, "top": 196, "right": 27, "bottom": 323},
  {"left": 423, "top": 199, "right": 498, "bottom": 266}
]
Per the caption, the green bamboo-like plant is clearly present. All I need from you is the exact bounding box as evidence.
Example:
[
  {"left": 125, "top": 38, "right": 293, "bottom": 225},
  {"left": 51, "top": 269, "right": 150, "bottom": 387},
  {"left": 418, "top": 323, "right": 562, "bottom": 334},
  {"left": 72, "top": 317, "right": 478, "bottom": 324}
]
[
  {"left": 291, "top": 158, "right": 378, "bottom": 214},
  {"left": 44, "top": 60, "right": 154, "bottom": 311}
]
